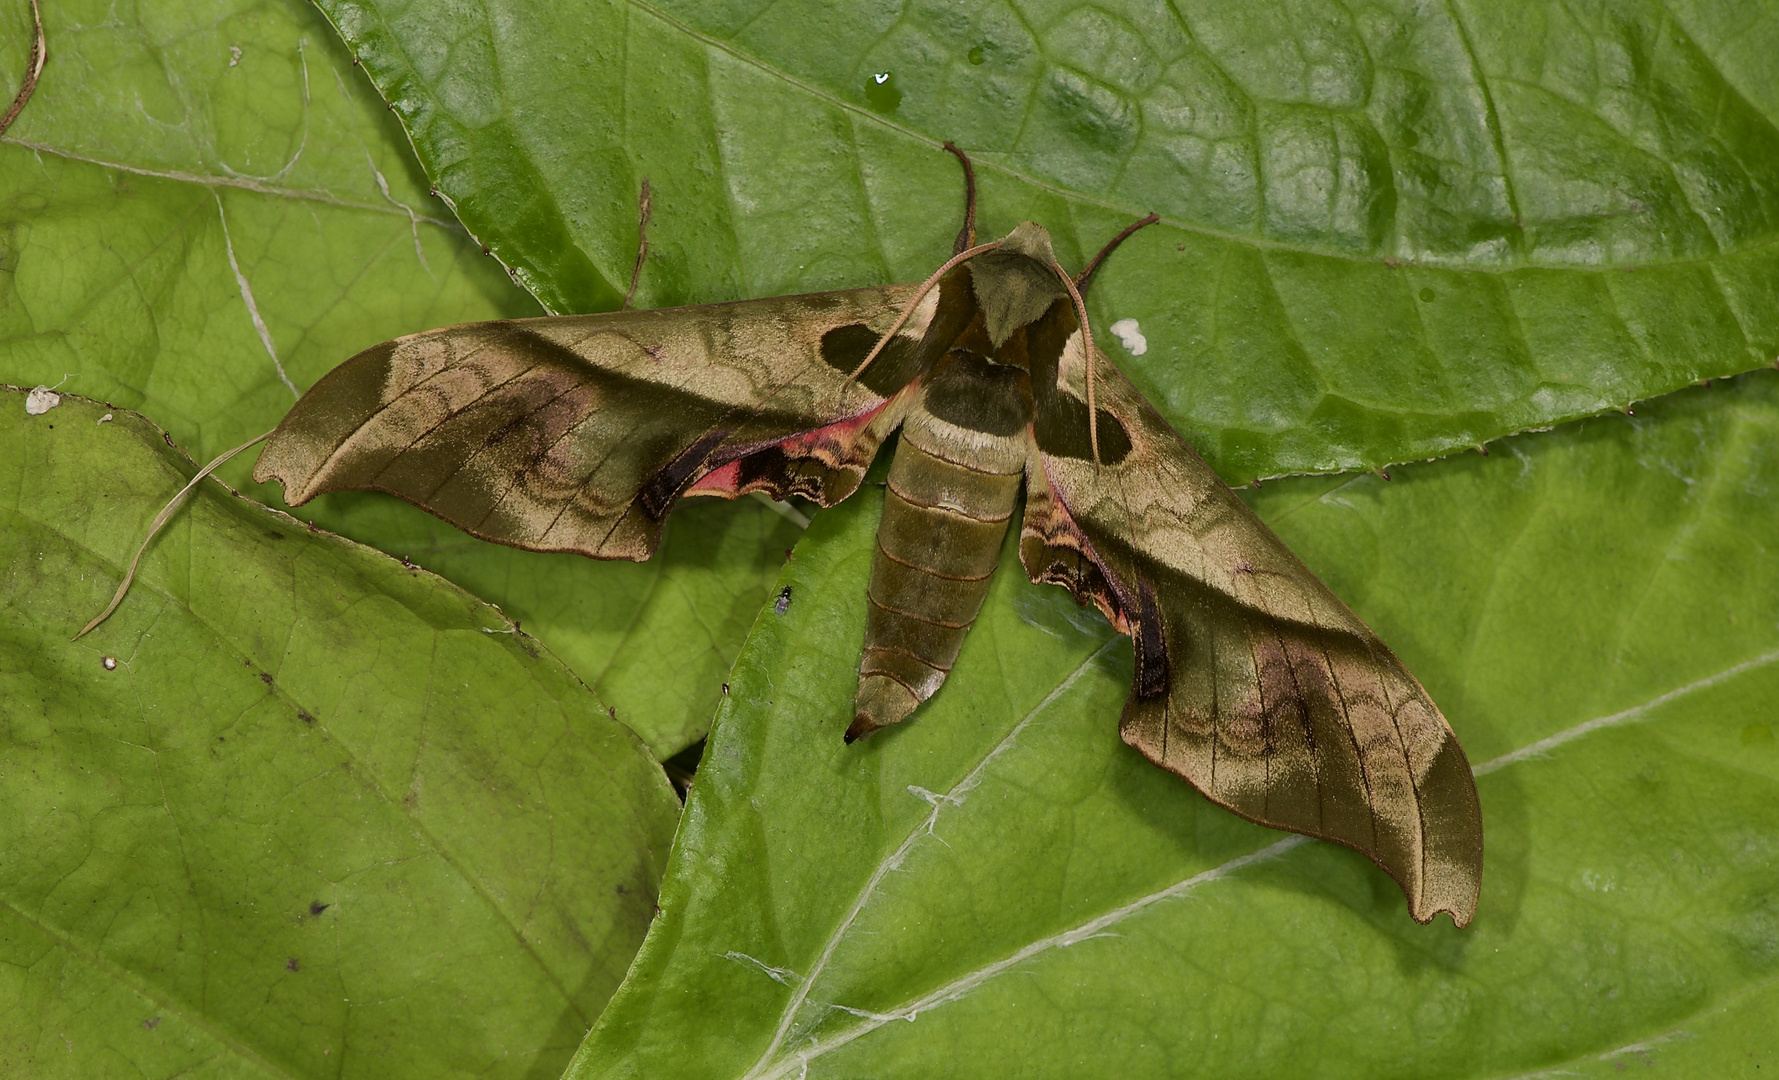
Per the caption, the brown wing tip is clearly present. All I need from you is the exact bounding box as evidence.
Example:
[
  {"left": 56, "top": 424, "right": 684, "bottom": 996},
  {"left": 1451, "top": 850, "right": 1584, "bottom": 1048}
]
[
  {"left": 249, "top": 439, "right": 318, "bottom": 507},
  {"left": 1408, "top": 892, "right": 1477, "bottom": 928}
]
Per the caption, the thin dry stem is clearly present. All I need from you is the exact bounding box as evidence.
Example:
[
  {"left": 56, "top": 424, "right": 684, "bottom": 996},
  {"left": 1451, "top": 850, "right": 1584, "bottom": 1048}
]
[
  {"left": 623, "top": 178, "right": 652, "bottom": 310},
  {"left": 75, "top": 429, "right": 274, "bottom": 640},
  {"left": 0, "top": 0, "right": 47, "bottom": 138}
]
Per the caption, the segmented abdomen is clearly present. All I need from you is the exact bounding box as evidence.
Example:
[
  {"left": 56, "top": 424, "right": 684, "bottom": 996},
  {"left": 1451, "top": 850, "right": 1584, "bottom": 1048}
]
[{"left": 849, "top": 392, "right": 1028, "bottom": 740}]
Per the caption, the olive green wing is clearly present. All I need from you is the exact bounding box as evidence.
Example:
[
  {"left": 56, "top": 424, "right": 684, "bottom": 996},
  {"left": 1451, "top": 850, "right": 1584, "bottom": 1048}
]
[
  {"left": 255, "top": 283, "right": 970, "bottom": 560},
  {"left": 1019, "top": 309, "right": 1483, "bottom": 926}
]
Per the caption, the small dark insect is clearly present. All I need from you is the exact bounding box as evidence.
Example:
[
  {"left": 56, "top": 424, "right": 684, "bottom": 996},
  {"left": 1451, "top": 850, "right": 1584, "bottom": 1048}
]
[
  {"left": 774, "top": 586, "right": 793, "bottom": 615},
  {"left": 297, "top": 709, "right": 316, "bottom": 726},
  {"left": 309, "top": 900, "right": 329, "bottom": 916},
  {"left": 258, "top": 672, "right": 273, "bottom": 685},
  {"left": 285, "top": 958, "right": 300, "bottom": 972}
]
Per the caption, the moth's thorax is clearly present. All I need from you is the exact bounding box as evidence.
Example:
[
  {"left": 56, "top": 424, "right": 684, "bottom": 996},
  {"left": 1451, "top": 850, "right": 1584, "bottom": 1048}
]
[{"left": 968, "top": 222, "right": 1069, "bottom": 348}]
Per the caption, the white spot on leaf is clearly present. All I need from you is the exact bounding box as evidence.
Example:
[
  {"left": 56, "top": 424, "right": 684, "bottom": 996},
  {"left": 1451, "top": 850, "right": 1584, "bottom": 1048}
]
[
  {"left": 25, "top": 387, "right": 60, "bottom": 414},
  {"left": 1109, "top": 318, "right": 1147, "bottom": 356}
]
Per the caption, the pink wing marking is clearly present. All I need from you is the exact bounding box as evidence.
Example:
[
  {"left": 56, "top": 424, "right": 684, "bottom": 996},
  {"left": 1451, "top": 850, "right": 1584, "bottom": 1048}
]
[{"left": 685, "top": 399, "right": 895, "bottom": 497}]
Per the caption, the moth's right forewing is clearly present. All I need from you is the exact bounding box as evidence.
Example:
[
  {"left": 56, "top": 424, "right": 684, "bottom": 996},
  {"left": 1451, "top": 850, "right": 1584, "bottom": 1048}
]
[
  {"left": 255, "top": 283, "right": 958, "bottom": 561},
  {"left": 1023, "top": 335, "right": 1483, "bottom": 927}
]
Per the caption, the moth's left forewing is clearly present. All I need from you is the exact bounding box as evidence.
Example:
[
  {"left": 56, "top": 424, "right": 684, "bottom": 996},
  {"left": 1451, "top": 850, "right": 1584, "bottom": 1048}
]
[
  {"left": 1022, "top": 325, "right": 1483, "bottom": 926},
  {"left": 256, "top": 282, "right": 962, "bottom": 561}
]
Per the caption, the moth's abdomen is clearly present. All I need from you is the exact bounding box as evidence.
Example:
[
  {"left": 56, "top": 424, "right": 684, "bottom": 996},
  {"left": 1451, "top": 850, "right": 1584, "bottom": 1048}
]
[{"left": 849, "top": 358, "right": 1030, "bottom": 741}]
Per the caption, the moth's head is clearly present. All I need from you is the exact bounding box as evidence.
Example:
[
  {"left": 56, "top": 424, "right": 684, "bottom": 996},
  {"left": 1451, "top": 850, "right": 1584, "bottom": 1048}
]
[
  {"left": 994, "top": 221, "right": 1059, "bottom": 263},
  {"left": 970, "top": 222, "right": 1071, "bottom": 347}
]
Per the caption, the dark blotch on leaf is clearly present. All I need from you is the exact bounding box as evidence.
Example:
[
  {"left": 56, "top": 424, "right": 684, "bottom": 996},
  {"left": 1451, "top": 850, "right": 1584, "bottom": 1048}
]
[
  {"left": 286, "top": 957, "right": 300, "bottom": 972},
  {"left": 309, "top": 900, "right": 330, "bottom": 916},
  {"left": 864, "top": 71, "right": 901, "bottom": 114},
  {"left": 258, "top": 672, "right": 273, "bottom": 685},
  {"left": 297, "top": 709, "right": 316, "bottom": 725}
]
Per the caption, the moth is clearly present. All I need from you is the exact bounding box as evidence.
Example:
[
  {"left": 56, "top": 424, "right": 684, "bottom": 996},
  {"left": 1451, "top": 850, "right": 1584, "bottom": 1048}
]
[{"left": 254, "top": 145, "right": 1483, "bottom": 926}]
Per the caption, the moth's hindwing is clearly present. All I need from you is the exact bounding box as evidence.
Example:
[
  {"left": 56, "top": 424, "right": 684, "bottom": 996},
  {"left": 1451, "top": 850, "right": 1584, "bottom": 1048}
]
[{"left": 1021, "top": 302, "right": 1484, "bottom": 927}]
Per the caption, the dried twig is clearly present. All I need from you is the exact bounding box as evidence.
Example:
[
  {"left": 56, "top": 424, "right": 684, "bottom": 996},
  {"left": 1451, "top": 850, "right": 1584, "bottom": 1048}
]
[
  {"left": 623, "top": 178, "right": 653, "bottom": 310},
  {"left": 0, "top": 0, "right": 46, "bottom": 138}
]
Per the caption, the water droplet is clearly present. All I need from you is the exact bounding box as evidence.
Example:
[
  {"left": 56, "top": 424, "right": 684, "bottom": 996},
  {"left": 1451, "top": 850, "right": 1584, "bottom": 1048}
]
[
  {"left": 1418, "top": 287, "right": 1436, "bottom": 302},
  {"left": 865, "top": 71, "right": 901, "bottom": 114},
  {"left": 968, "top": 45, "right": 986, "bottom": 65}
]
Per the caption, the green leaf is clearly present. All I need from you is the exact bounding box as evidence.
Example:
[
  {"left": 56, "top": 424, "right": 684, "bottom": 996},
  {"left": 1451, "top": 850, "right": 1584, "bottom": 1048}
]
[
  {"left": 568, "top": 370, "right": 1779, "bottom": 1078},
  {"left": 323, "top": 0, "right": 1779, "bottom": 480},
  {"left": 0, "top": 387, "right": 681, "bottom": 1078},
  {"left": 0, "top": 0, "right": 799, "bottom": 755},
  {"left": 319, "top": 492, "right": 801, "bottom": 755}
]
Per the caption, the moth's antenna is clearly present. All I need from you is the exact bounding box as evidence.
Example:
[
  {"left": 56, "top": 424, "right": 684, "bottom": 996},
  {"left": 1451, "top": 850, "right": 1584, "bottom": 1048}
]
[
  {"left": 1052, "top": 259, "right": 1103, "bottom": 467},
  {"left": 847, "top": 240, "right": 1001, "bottom": 384},
  {"left": 942, "top": 142, "right": 978, "bottom": 255},
  {"left": 75, "top": 428, "right": 275, "bottom": 640},
  {"left": 1075, "top": 213, "right": 1159, "bottom": 296}
]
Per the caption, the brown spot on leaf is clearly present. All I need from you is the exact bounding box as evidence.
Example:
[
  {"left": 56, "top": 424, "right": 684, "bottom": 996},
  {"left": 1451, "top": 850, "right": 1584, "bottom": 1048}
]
[
  {"left": 297, "top": 710, "right": 316, "bottom": 726},
  {"left": 141, "top": 1016, "right": 161, "bottom": 1030},
  {"left": 258, "top": 672, "right": 273, "bottom": 685},
  {"left": 285, "top": 957, "right": 300, "bottom": 972}
]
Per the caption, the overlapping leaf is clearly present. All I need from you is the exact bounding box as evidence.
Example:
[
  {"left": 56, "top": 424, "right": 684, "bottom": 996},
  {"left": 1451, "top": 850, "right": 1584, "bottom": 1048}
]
[
  {"left": 570, "top": 371, "right": 1779, "bottom": 1078},
  {"left": 0, "top": 388, "right": 681, "bottom": 1078}
]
